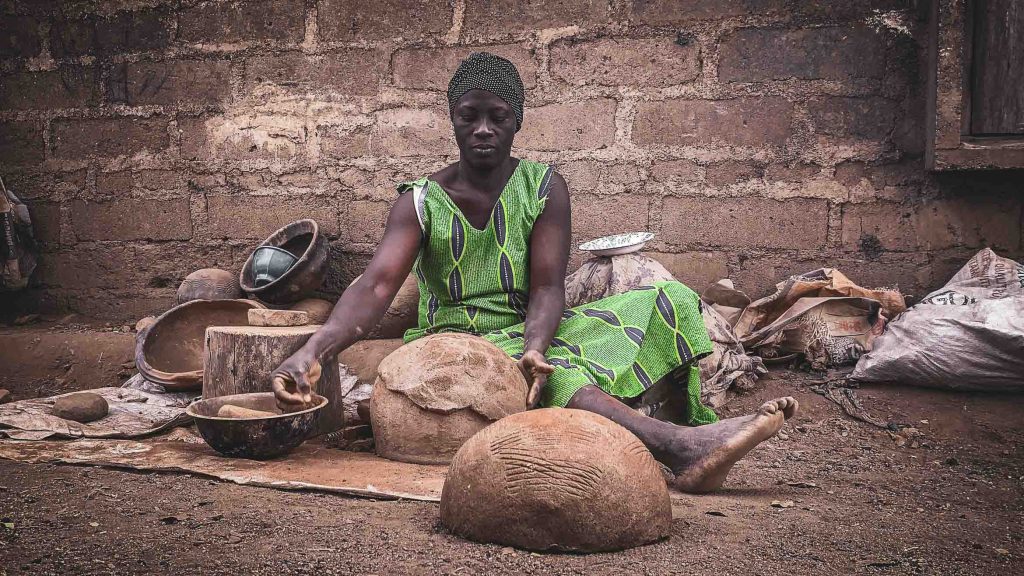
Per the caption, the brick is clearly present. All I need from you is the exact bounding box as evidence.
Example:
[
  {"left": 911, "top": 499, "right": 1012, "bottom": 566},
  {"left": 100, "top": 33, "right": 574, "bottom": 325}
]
[
  {"left": 3, "top": 170, "right": 87, "bottom": 202},
  {"left": 766, "top": 163, "right": 821, "bottom": 182},
  {"left": 393, "top": 44, "right": 538, "bottom": 90},
  {"left": 318, "top": 0, "right": 451, "bottom": 42},
  {"left": 808, "top": 97, "right": 897, "bottom": 140},
  {"left": 72, "top": 198, "right": 191, "bottom": 241},
  {"left": 648, "top": 251, "right": 729, "bottom": 291},
  {"left": 550, "top": 37, "right": 699, "bottom": 87},
  {"left": 730, "top": 254, "right": 830, "bottom": 299},
  {"left": 628, "top": 0, "right": 786, "bottom": 25},
  {"left": 50, "top": 10, "right": 172, "bottom": 57},
  {"left": 650, "top": 159, "right": 701, "bottom": 183},
  {"left": 571, "top": 194, "right": 650, "bottom": 240},
  {"left": 26, "top": 202, "right": 61, "bottom": 245},
  {"left": 464, "top": 0, "right": 609, "bottom": 36},
  {"left": 318, "top": 124, "right": 372, "bottom": 158},
  {"left": 96, "top": 171, "right": 131, "bottom": 197},
  {"left": 178, "top": 0, "right": 305, "bottom": 44},
  {"left": 119, "top": 60, "right": 232, "bottom": 106},
  {"left": 0, "top": 68, "right": 100, "bottom": 110},
  {"left": 517, "top": 99, "right": 617, "bottom": 151},
  {"left": 841, "top": 197, "right": 1022, "bottom": 252},
  {"left": 705, "top": 161, "right": 762, "bottom": 187},
  {"left": 204, "top": 195, "right": 339, "bottom": 240},
  {"left": 245, "top": 50, "right": 384, "bottom": 97},
  {"left": 0, "top": 16, "right": 42, "bottom": 58},
  {"left": 661, "top": 197, "right": 828, "bottom": 249},
  {"left": 0, "top": 121, "right": 44, "bottom": 165},
  {"left": 137, "top": 170, "right": 183, "bottom": 191},
  {"left": 719, "top": 26, "right": 885, "bottom": 83},
  {"left": 52, "top": 117, "right": 170, "bottom": 159},
  {"left": 180, "top": 115, "right": 306, "bottom": 161},
  {"left": 633, "top": 98, "right": 793, "bottom": 148},
  {"left": 557, "top": 161, "right": 643, "bottom": 195},
  {"left": 340, "top": 200, "right": 390, "bottom": 245},
  {"left": 370, "top": 108, "right": 455, "bottom": 157}
]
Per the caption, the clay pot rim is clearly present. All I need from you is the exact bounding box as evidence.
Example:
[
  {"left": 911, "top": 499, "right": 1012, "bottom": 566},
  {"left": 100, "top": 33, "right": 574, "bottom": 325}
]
[
  {"left": 186, "top": 392, "right": 328, "bottom": 421},
  {"left": 239, "top": 219, "right": 322, "bottom": 295},
  {"left": 135, "top": 298, "right": 265, "bottom": 391}
]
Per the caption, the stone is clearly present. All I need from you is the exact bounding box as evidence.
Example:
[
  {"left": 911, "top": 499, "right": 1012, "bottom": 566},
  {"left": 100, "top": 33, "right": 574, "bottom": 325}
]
[
  {"left": 370, "top": 334, "right": 527, "bottom": 465},
  {"left": 516, "top": 99, "right": 617, "bottom": 152},
  {"left": 633, "top": 98, "right": 793, "bottom": 148},
  {"left": 216, "top": 404, "right": 278, "bottom": 419},
  {"left": 51, "top": 116, "right": 170, "bottom": 158},
  {"left": 719, "top": 26, "right": 885, "bottom": 82},
  {"left": 177, "top": 268, "right": 243, "bottom": 304},
  {"left": 52, "top": 392, "right": 109, "bottom": 423},
  {"left": 0, "top": 388, "right": 11, "bottom": 404},
  {"left": 550, "top": 37, "right": 699, "bottom": 87},
  {"left": 247, "top": 308, "right": 309, "bottom": 327},
  {"left": 290, "top": 298, "right": 334, "bottom": 324},
  {"left": 72, "top": 198, "right": 191, "bottom": 241},
  {"left": 440, "top": 408, "right": 672, "bottom": 552}
]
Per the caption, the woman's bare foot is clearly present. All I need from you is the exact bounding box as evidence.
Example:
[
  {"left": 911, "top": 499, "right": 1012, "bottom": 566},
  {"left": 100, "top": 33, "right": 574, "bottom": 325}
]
[{"left": 665, "top": 397, "right": 798, "bottom": 493}]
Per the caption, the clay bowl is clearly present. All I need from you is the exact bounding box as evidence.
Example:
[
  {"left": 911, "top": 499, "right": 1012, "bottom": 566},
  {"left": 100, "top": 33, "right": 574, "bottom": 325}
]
[
  {"left": 135, "top": 299, "right": 264, "bottom": 391},
  {"left": 239, "top": 219, "right": 330, "bottom": 305},
  {"left": 186, "top": 392, "right": 327, "bottom": 460}
]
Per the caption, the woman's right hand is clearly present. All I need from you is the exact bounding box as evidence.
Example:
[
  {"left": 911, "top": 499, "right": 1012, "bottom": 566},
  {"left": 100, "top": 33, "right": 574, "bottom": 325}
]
[{"left": 271, "top": 348, "right": 322, "bottom": 410}]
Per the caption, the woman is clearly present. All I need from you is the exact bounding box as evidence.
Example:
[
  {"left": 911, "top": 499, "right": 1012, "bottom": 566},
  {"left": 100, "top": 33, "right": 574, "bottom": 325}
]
[{"left": 272, "top": 53, "right": 797, "bottom": 493}]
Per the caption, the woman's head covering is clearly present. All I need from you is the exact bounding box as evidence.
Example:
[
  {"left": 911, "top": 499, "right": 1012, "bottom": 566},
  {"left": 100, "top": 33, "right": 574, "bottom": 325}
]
[{"left": 447, "top": 52, "right": 525, "bottom": 131}]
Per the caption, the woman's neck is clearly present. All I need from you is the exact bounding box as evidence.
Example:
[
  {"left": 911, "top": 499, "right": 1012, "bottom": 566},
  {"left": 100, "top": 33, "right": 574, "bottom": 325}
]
[{"left": 456, "top": 156, "right": 517, "bottom": 196}]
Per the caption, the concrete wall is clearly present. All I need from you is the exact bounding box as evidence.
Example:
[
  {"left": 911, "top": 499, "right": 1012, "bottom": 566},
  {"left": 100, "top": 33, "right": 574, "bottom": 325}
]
[{"left": 1, "top": 0, "right": 1021, "bottom": 321}]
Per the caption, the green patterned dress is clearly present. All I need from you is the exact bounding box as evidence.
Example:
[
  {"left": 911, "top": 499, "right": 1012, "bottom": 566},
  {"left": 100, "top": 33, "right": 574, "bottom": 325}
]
[{"left": 398, "top": 159, "right": 717, "bottom": 426}]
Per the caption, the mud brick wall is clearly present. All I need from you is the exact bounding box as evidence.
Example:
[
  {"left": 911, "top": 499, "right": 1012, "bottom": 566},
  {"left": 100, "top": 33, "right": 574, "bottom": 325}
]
[{"left": 1, "top": 0, "right": 1022, "bottom": 321}]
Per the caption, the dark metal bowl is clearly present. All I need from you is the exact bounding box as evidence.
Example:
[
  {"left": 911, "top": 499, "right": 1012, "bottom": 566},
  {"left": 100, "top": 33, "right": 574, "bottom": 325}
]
[
  {"left": 186, "top": 392, "right": 327, "bottom": 460},
  {"left": 239, "top": 219, "right": 330, "bottom": 305}
]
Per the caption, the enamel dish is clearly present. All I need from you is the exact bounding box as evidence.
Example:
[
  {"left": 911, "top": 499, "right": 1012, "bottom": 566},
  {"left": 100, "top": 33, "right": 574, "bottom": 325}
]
[{"left": 579, "top": 232, "right": 655, "bottom": 257}]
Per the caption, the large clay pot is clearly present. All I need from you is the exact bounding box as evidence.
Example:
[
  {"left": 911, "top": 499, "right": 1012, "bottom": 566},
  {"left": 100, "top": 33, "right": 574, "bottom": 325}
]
[
  {"left": 135, "top": 299, "right": 264, "bottom": 391},
  {"left": 370, "top": 333, "right": 527, "bottom": 465},
  {"left": 440, "top": 409, "right": 672, "bottom": 552},
  {"left": 240, "top": 219, "right": 330, "bottom": 305},
  {"left": 348, "top": 273, "right": 419, "bottom": 338}
]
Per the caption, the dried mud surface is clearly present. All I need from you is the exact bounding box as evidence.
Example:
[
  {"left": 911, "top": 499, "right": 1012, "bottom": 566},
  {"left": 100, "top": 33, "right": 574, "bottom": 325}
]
[{"left": 1, "top": 328, "right": 1022, "bottom": 574}]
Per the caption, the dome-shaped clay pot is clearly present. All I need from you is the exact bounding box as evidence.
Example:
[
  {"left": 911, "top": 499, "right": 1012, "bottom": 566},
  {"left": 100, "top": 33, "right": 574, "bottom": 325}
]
[
  {"left": 370, "top": 333, "right": 527, "bottom": 465},
  {"left": 135, "top": 299, "right": 264, "bottom": 391},
  {"left": 176, "top": 268, "right": 242, "bottom": 304},
  {"left": 239, "top": 219, "right": 330, "bottom": 305},
  {"left": 289, "top": 298, "right": 334, "bottom": 324},
  {"left": 440, "top": 409, "right": 672, "bottom": 552}
]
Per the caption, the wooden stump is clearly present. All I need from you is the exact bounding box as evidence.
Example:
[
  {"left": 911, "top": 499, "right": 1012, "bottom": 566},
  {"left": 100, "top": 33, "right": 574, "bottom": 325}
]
[{"left": 203, "top": 325, "right": 344, "bottom": 435}]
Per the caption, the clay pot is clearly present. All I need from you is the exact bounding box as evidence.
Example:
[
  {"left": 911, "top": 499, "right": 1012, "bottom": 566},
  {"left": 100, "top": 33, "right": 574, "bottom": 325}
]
[
  {"left": 290, "top": 298, "right": 334, "bottom": 324},
  {"left": 239, "top": 219, "right": 330, "bottom": 305},
  {"left": 135, "top": 299, "right": 264, "bottom": 391},
  {"left": 370, "top": 333, "right": 527, "bottom": 465},
  {"left": 440, "top": 409, "right": 672, "bottom": 552},
  {"left": 176, "top": 268, "right": 242, "bottom": 304},
  {"left": 349, "top": 274, "right": 419, "bottom": 338}
]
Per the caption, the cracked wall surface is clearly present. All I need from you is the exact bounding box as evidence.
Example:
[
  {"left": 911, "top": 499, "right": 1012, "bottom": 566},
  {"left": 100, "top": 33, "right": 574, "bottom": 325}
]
[{"left": 1, "top": 0, "right": 1021, "bottom": 320}]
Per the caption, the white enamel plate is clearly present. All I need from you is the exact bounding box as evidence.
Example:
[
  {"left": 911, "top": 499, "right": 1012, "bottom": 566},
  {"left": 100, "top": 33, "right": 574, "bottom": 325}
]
[{"left": 578, "top": 232, "right": 655, "bottom": 257}]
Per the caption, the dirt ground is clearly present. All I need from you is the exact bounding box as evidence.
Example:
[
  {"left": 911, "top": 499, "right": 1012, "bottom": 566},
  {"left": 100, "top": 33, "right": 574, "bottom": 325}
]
[{"left": 1, "top": 321, "right": 1023, "bottom": 575}]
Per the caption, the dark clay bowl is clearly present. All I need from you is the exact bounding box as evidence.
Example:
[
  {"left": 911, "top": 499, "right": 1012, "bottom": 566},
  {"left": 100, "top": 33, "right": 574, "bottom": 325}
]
[
  {"left": 186, "top": 392, "right": 327, "bottom": 460},
  {"left": 239, "top": 219, "right": 330, "bottom": 305}
]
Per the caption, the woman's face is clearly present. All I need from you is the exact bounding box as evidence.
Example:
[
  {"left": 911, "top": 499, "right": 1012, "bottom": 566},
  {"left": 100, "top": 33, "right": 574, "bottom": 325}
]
[{"left": 451, "top": 89, "right": 516, "bottom": 169}]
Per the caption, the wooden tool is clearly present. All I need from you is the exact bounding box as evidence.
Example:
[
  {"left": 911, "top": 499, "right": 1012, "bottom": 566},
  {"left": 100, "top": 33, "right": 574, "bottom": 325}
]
[
  {"left": 216, "top": 404, "right": 278, "bottom": 419},
  {"left": 203, "top": 325, "right": 344, "bottom": 435}
]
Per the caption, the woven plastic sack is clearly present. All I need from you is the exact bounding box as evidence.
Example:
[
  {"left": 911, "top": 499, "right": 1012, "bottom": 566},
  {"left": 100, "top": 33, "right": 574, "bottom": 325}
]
[{"left": 851, "top": 249, "right": 1024, "bottom": 391}]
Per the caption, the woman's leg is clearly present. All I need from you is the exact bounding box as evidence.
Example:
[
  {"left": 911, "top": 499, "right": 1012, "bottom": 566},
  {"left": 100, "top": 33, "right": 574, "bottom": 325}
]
[{"left": 566, "top": 385, "right": 798, "bottom": 493}]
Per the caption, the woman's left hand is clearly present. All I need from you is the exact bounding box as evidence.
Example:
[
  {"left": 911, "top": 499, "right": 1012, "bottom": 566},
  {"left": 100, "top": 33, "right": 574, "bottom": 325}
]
[{"left": 517, "top": 350, "right": 555, "bottom": 408}]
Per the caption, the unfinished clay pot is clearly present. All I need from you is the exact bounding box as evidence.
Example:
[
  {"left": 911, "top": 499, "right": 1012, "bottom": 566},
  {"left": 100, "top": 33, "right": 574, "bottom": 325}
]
[
  {"left": 349, "top": 274, "right": 419, "bottom": 338},
  {"left": 176, "top": 268, "right": 242, "bottom": 304},
  {"left": 135, "top": 299, "right": 264, "bottom": 391},
  {"left": 239, "top": 219, "right": 330, "bottom": 305},
  {"left": 440, "top": 409, "right": 672, "bottom": 552},
  {"left": 370, "top": 333, "right": 526, "bottom": 465},
  {"left": 290, "top": 298, "right": 333, "bottom": 324},
  {"left": 52, "top": 392, "right": 109, "bottom": 423}
]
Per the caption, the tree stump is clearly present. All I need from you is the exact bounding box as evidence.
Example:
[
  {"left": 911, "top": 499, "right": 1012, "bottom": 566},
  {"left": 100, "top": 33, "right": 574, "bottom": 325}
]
[{"left": 203, "top": 325, "right": 344, "bottom": 435}]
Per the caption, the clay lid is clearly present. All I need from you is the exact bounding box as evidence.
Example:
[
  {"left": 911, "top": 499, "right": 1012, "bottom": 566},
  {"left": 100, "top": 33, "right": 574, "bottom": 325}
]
[{"left": 135, "top": 299, "right": 264, "bottom": 391}]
